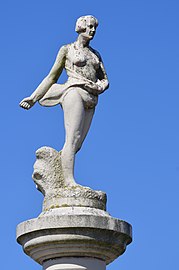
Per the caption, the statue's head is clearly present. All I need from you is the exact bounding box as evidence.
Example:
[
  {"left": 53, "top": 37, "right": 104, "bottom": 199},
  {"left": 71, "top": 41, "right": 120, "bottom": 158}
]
[{"left": 75, "top": 15, "right": 98, "bottom": 40}]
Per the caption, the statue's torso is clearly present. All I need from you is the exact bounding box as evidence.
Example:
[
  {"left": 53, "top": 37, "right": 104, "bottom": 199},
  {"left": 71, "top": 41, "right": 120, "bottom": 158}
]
[{"left": 65, "top": 43, "right": 100, "bottom": 82}]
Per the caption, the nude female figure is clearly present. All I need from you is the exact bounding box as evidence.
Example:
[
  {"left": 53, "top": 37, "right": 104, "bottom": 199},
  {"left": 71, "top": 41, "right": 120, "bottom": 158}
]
[{"left": 20, "top": 15, "right": 109, "bottom": 186}]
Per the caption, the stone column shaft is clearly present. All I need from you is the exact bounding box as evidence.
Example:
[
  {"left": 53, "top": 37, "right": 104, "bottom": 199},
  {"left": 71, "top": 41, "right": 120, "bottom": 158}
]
[{"left": 43, "top": 257, "right": 106, "bottom": 270}]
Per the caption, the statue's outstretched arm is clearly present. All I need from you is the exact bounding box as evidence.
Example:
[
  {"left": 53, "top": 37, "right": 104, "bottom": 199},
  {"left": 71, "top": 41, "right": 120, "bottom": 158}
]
[{"left": 20, "top": 45, "right": 67, "bottom": 110}]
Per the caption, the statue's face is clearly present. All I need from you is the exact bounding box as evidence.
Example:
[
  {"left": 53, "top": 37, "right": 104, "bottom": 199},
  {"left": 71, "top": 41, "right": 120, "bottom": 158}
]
[{"left": 82, "top": 17, "right": 97, "bottom": 40}]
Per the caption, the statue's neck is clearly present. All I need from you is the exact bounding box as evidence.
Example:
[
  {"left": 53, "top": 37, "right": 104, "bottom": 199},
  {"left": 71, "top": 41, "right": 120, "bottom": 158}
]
[{"left": 76, "top": 35, "right": 90, "bottom": 48}]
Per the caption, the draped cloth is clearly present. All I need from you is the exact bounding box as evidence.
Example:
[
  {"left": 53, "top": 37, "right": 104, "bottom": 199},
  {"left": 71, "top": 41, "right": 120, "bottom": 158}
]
[{"left": 39, "top": 68, "right": 98, "bottom": 108}]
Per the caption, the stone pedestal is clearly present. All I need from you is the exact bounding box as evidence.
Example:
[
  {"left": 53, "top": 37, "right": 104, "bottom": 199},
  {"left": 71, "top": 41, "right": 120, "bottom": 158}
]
[
  {"left": 17, "top": 207, "right": 132, "bottom": 267},
  {"left": 16, "top": 147, "right": 132, "bottom": 269}
]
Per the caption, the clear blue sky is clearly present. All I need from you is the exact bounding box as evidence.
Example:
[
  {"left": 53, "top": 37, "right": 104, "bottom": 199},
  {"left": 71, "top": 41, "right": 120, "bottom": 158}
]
[{"left": 1, "top": 0, "right": 179, "bottom": 269}]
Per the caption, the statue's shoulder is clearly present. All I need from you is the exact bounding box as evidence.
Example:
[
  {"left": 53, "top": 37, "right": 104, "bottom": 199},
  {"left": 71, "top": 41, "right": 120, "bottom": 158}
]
[
  {"left": 59, "top": 44, "right": 70, "bottom": 53},
  {"left": 59, "top": 43, "right": 75, "bottom": 54},
  {"left": 89, "top": 46, "right": 102, "bottom": 60}
]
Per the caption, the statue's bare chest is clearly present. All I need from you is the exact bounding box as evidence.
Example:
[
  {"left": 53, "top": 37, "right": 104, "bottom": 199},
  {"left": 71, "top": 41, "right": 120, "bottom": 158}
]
[{"left": 66, "top": 44, "right": 100, "bottom": 69}]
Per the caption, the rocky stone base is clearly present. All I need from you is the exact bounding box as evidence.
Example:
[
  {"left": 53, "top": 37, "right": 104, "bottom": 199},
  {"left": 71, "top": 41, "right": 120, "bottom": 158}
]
[
  {"left": 43, "top": 185, "right": 106, "bottom": 211},
  {"left": 32, "top": 146, "right": 107, "bottom": 211}
]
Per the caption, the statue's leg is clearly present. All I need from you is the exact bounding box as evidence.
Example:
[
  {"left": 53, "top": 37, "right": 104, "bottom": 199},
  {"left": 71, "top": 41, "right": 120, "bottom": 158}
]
[
  {"left": 76, "top": 108, "right": 95, "bottom": 153},
  {"left": 61, "top": 90, "right": 85, "bottom": 186}
]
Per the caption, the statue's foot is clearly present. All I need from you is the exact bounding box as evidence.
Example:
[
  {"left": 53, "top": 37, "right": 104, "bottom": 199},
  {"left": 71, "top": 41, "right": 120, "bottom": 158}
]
[{"left": 64, "top": 178, "right": 80, "bottom": 188}]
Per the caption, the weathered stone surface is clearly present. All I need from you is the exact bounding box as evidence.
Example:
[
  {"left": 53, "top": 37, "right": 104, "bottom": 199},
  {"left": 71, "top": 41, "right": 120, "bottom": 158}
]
[
  {"left": 42, "top": 186, "right": 106, "bottom": 211},
  {"left": 32, "top": 146, "right": 107, "bottom": 211},
  {"left": 32, "top": 147, "right": 65, "bottom": 193},
  {"left": 16, "top": 207, "right": 132, "bottom": 266}
]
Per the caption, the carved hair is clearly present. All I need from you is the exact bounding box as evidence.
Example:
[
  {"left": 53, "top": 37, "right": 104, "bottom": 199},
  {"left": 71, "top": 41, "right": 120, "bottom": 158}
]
[{"left": 75, "top": 15, "right": 98, "bottom": 34}]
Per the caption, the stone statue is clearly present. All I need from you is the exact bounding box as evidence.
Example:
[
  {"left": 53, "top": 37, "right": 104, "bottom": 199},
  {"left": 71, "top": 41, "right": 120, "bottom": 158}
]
[{"left": 20, "top": 15, "right": 109, "bottom": 187}]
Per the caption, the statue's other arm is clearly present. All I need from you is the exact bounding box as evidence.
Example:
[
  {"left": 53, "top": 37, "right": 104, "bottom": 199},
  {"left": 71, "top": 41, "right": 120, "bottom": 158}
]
[
  {"left": 85, "top": 47, "right": 109, "bottom": 95},
  {"left": 96, "top": 59, "right": 109, "bottom": 93},
  {"left": 20, "top": 45, "right": 67, "bottom": 110}
]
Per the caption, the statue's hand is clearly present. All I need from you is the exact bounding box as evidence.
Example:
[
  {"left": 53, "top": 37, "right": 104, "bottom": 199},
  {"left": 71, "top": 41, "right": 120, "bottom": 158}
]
[
  {"left": 19, "top": 97, "right": 35, "bottom": 110},
  {"left": 84, "top": 82, "right": 103, "bottom": 95}
]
